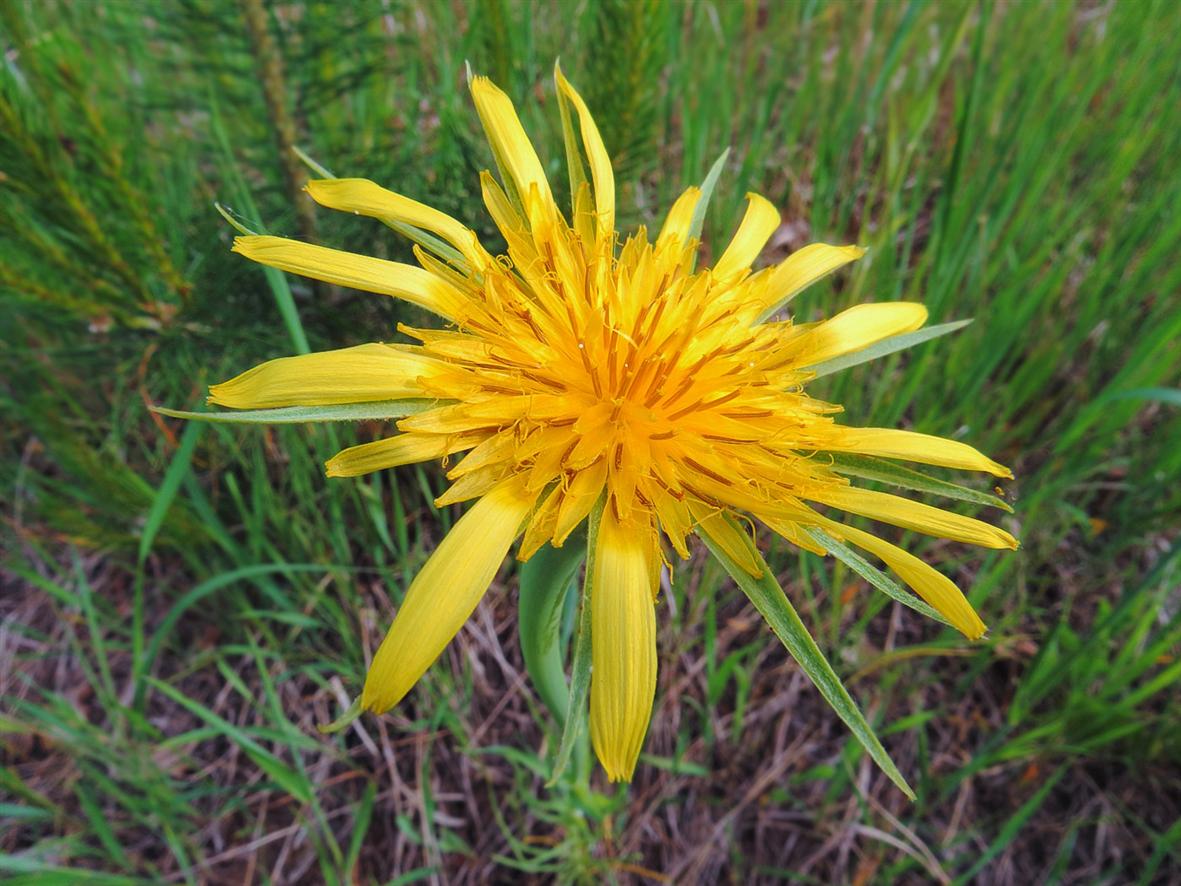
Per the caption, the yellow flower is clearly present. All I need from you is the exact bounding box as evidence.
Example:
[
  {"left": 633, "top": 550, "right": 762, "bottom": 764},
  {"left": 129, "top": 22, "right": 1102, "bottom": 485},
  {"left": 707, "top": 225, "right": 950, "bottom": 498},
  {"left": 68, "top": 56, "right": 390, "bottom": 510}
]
[{"left": 209, "top": 66, "right": 1016, "bottom": 783}]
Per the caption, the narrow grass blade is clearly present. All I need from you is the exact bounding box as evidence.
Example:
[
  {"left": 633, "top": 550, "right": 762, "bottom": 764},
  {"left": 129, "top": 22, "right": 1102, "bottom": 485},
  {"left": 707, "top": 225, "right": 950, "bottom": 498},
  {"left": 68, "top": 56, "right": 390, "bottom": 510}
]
[
  {"left": 148, "top": 677, "right": 313, "bottom": 804},
  {"left": 138, "top": 420, "right": 203, "bottom": 563},
  {"left": 830, "top": 454, "right": 1012, "bottom": 512},
  {"left": 210, "top": 94, "right": 310, "bottom": 354},
  {"left": 803, "top": 526, "right": 949, "bottom": 625},
  {"left": 152, "top": 399, "right": 442, "bottom": 424},
  {"left": 143, "top": 563, "right": 332, "bottom": 671},
  {"left": 952, "top": 766, "right": 1066, "bottom": 885},
  {"left": 1099, "top": 387, "right": 1181, "bottom": 407},
  {"left": 807, "top": 319, "right": 972, "bottom": 379},
  {"left": 697, "top": 516, "right": 915, "bottom": 798},
  {"left": 518, "top": 541, "right": 585, "bottom": 725},
  {"left": 344, "top": 781, "right": 378, "bottom": 877}
]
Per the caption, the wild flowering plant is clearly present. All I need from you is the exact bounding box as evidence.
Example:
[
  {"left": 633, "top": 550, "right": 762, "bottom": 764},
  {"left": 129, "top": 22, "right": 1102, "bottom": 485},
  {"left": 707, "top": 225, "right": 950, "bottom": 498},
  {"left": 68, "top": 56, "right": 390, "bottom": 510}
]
[{"left": 168, "top": 65, "right": 1015, "bottom": 792}]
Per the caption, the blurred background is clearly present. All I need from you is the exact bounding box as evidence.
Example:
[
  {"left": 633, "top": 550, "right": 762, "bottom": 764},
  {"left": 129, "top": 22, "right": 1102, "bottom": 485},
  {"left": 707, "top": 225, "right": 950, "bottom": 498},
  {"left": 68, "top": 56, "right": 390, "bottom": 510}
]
[{"left": 2, "top": 0, "right": 1179, "bottom": 882}]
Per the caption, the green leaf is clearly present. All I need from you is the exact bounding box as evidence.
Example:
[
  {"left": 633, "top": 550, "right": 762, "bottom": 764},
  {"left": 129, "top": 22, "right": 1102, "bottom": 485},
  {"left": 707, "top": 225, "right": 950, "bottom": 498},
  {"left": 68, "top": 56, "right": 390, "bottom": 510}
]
[
  {"left": 518, "top": 541, "right": 586, "bottom": 725},
  {"left": 806, "top": 319, "right": 972, "bottom": 379},
  {"left": 151, "top": 399, "right": 442, "bottom": 425},
  {"left": 688, "top": 147, "right": 731, "bottom": 245},
  {"left": 802, "top": 526, "right": 949, "bottom": 625},
  {"left": 696, "top": 516, "right": 915, "bottom": 799},
  {"left": 830, "top": 453, "right": 1013, "bottom": 512},
  {"left": 548, "top": 499, "right": 603, "bottom": 785}
]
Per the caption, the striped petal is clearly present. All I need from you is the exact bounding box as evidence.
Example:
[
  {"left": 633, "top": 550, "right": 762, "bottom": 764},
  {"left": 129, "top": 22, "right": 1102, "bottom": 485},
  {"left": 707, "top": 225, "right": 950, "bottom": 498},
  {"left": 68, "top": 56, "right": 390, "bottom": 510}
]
[
  {"left": 325, "top": 433, "right": 481, "bottom": 478},
  {"left": 789, "top": 302, "right": 928, "bottom": 366},
  {"left": 305, "top": 178, "right": 491, "bottom": 269},
  {"left": 362, "top": 476, "right": 537, "bottom": 712},
  {"left": 232, "top": 236, "right": 469, "bottom": 320},
  {"left": 553, "top": 457, "right": 608, "bottom": 545},
  {"left": 208, "top": 344, "right": 442, "bottom": 409},
  {"left": 814, "top": 486, "right": 1019, "bottom": 550},
  {"left": 758, "top": 243, "right": 866, "bottom": 319},
  {"left": 825, "top": 520, "right": 986, "bottom": 640},
  {"left": 590, "top": 509, "right": 658, "bottom": 783},
  {"left": 712, "top": 192, "right": 780, "bottom": 281},
  {"left": 689, "top": 502, "right": 762, "bottom": 576},
  {"left": 656, "top": 187, "right": 702, "bottom": 251},
  {"left": 826, "top": 427, "right": 1013, "bottom": 478},
  {"left": 470, "top": 76, "right": 552, "bottom": 206},
  {"left": 554, "top": 65, "right": 615, "bottom": 243}
]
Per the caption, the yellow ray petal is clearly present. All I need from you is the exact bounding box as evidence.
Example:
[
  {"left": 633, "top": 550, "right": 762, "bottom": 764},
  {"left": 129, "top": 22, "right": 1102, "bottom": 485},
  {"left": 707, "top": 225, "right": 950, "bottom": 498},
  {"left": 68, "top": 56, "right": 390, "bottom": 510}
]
[
  {"left": 518, "top": 484, "right": 563, "bottom": 561},
  {"left": 325, "top": 433, "right": 481, "bottom": 478},
  {"left": 208, "top": 344, "right": 442, "bottom": 409},
  {"left": 655, "top": 187, "right": 702, "bottom": 251},
  {"left": 435, "top": 463, "right": 511, "bottom": 507},
  {"left": 827, "top": 427, "right": 1013, "bottom": 478},
  {"left": 790, "top": 302, "right": 928, "bottom": 366},
  {"left": 232, "top": 236, "right": 468, "bottom": 320},
  {"left": 305, "top": 178, "right": 491, "bottom": 269},
  {"left": 554, "top": 65, "right": 615, "bottom": 242},
  {"left": 814, "top": 486, "right": 1019, "bottom": 550},
  {"left": 469, "top": 76, "right": 552, "bottom": 207},
  {"left": 758, "top": 515, "right": 828, "bottom": 556},
  {"left": 650, "top": 486, "right": 692, "bottom": 559},
  {"left": 590, "top": 510, "right": 658, "bottom": 783},
  {"left": 826, "top": 521, "right": 986, "bottom": 640},
  {"left": 688, "top": 502, "right": 763, "bottom": 576},
  {"left": 712, "top": 192, "right": 780, "bottom": 281},
  {"left": 553, "top": 457, "right": 608, "bottom": 545},
  {"left": 758, "top": 243, "right": 866, "bottom": 319},
  {"left": 362, "top": 476, "right": 537, "bottom": 713}
]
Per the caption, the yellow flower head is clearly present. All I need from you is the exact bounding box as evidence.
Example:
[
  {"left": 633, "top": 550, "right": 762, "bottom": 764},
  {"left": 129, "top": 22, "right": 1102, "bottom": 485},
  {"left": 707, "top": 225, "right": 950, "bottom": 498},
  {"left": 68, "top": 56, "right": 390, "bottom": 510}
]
[{"left": 208, "top": 66, "right": 1016, "bottom": 783}]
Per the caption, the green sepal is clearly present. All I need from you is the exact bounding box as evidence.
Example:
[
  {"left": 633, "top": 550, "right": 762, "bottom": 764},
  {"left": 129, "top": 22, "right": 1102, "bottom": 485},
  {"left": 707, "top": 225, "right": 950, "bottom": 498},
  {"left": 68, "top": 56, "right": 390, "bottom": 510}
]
[
  {"left": 802, "top": 526, "right": 949, "bottom": 626},
  {"left": 292, "top": 145, "right": 469, "bottom": 271},
  {"left": 697, "top": 515, "right": 916, "bottom": 799},
  {"left": 807, "top": 319, "right": 973, "bottom": 378},
  {"left": 152, "top": 399, "right": 442, "bottom": 425},
  {"left": 830, "top": 453, "right": 1013, "bottom": 512},
  {"left": 688, "top": 147, "right": 731, "bottom": 247},
  {"left": 555, "top": 63, "right": 591, "bottom": 220}
]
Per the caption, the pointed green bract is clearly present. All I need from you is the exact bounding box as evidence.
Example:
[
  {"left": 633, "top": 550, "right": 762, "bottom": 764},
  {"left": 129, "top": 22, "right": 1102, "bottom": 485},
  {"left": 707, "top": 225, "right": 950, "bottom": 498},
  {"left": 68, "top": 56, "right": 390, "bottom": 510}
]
[
  {"left": 806, "top": 319, "right": 973, "bottom": 378},
  {"left": 802, "top": 526, "right": 949, "bottom": 625},
  {"left": 830, "top": 453, "right": 1013, "bottom": 512},
  {"left": 152, "top": 400, "right": 442, "bottom": 425},
  {"left": 292, "top": 145, "right": 470, "bottom": 270},
  {"left": 555, "top": 65, "right": 591, "bottom": 213},
  {"left": 697, "top": 516, "right": 916, "bottom": 799},
  {"left": 688, "top": 147, "right": 731, "bottom": 246}
]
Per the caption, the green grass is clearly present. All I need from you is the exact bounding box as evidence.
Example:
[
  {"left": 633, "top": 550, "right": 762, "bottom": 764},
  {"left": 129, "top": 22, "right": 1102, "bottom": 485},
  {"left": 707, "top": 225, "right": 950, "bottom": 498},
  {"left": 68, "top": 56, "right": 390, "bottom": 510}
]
[{"left": 3, "top": 0, "right": 1180, "bottom": 881}]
